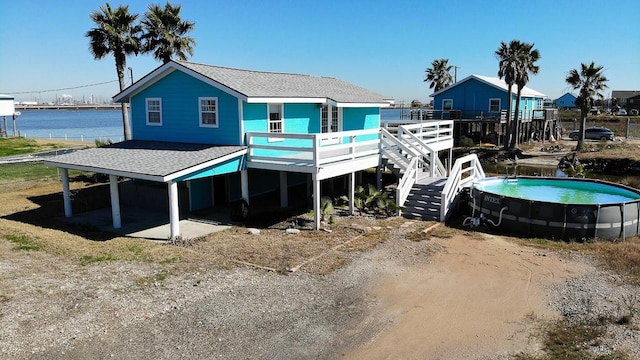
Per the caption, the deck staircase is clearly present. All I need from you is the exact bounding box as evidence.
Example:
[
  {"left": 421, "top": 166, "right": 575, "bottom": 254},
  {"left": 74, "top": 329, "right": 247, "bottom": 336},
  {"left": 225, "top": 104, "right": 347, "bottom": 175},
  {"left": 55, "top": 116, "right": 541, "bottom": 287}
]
[
  {"left": 379, "top": 121, "right": 453, "bottom": 221},
  {"left": 379, "top": 120, "right": 485, "bottom": 222}
]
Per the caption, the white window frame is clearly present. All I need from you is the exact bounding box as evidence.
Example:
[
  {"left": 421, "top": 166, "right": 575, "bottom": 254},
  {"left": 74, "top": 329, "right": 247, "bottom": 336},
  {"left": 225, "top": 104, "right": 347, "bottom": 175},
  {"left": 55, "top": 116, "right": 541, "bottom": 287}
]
[
  {"left": 489, "top": 98, "right": 501, "bottom": 112},
  {"left": 442, "top": 99, "right": 453, "bottom": 111},
  {"left": 321, "top": 104, "right": 342, "bottom": 145},
  {"left": 268, "top": 103, "right": 284, "bottom": 133},
  {"left": 146, "top": 98, "right": 162, "bottom": 126},
  {"left": 199, "top": 97, "right": 219, "bottom": 128},
  {"left": 267, "top": 103, "right": 284, "bottom": 142}
]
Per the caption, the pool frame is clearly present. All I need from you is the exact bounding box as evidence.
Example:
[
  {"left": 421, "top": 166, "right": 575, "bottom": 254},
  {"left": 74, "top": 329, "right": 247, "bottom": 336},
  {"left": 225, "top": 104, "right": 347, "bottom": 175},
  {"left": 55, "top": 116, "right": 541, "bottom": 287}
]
[{"left": 469, "top": 176, "right": 640, "bottom": 240}]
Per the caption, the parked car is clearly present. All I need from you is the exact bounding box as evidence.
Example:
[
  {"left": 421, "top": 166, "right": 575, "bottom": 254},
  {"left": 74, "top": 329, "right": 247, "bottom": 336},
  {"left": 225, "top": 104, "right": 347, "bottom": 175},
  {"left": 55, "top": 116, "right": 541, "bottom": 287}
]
[
  {"left": 569, "top": 127, "right": 614, "bottom": 141},
  {"left": 590, "top": 108, "right": 600, "bottom": 115}
]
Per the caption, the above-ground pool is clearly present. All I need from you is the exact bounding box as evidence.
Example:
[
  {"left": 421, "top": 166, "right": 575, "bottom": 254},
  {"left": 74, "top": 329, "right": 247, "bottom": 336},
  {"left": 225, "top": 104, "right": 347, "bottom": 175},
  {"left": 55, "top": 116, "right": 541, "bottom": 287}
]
[{"left": 469, "top": 176, "right": 640, "bottom": 240}]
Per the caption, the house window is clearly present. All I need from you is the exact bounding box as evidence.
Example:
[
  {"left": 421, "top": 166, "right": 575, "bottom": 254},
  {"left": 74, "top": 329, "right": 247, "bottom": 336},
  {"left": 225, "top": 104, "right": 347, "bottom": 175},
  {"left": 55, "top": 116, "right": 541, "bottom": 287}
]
[
  {"left": 199, "top": 97, "right": 218, "bottom": 127},
  {"left": 268, "top": 104, "right": 283, "bottom": 133},
  {"left": 489, "top": 98, "right": 500, "bottom": 112},
  {"left": 442, "top": 99, "right": 453, "bottom": 111},
  {"left": 146, "top": 98, "right": 162, "bottom": 125}
]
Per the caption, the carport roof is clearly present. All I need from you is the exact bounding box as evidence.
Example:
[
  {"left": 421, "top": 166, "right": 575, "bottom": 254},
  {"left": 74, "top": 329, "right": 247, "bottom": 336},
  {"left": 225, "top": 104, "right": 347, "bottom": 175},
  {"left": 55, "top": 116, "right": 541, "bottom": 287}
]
[{"left": 44, "top": 140, "right": 247, "bottom": 182}]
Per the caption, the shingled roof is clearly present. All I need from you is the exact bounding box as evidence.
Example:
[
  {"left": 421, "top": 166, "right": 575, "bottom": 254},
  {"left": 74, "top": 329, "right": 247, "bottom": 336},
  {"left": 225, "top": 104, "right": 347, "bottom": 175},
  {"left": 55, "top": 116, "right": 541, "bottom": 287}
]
[
  {"left": 114, "top": 60, "right": 393, "bottom": 105},
  {"left": 430, "top": 74, "right": 546, "bottom": 98},
  {"left": 44, "top": 141, "right": 247, "bottom": 182}
]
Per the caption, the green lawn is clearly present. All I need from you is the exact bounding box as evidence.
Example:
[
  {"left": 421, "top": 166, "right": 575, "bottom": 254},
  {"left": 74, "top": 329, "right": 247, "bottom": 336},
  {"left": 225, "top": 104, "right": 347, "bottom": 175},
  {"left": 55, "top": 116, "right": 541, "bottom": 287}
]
[
  {"left": 0, "top": 162, "right": 69, "bottom": 182},
  {"left": 0, "top": 137, "right": 43, "bottom": 156}
]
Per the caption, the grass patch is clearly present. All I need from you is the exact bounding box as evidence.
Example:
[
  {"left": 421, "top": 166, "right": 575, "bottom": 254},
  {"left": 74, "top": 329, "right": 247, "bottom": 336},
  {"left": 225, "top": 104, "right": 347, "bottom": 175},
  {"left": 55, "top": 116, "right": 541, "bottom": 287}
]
[
  {"left": 0, "top": 137, "right": 41, "bottom": 156},
  {"left": 517, "top": 318, "right": 632, "bottom": 360},
  {"left": 135, "top": 272, "right": 170, "bottom": 287},
  {"left": 0, "top": 162, "right": 86, "bottom": 182},
  {"left": 590, "top": 238, "right": 640, "bottom": 285},
  {"left": 78, "top": 254, "right": 119, "bottom": 266},
  {"left": 0, "top": 137, "right": 74, "bottom": 157},
  {"left": 2, "top": 233, "right": 44, "bottom": 251}
]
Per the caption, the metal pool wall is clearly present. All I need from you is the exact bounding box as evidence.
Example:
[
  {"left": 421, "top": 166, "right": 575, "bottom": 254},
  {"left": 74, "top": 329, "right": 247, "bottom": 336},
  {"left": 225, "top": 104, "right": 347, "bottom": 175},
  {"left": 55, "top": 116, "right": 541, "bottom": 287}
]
[{"left": 469, "top": 178, "right": 640, "bottom": 241}]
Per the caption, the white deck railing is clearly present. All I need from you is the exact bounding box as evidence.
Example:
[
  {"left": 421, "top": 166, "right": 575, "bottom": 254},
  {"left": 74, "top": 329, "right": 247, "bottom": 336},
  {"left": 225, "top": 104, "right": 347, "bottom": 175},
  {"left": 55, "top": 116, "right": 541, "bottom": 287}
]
[
  {"left": 440, "top": 154, "right": 485, "bottom": 222},
  {"left": 246, "top": 128, "right": 380, "bottom": 171},
  {"left": 395, "top": 121, "right": 454, "bottom": 152},
  {"left": 396, "top": 156, "right": 419, "bottom": 210}
]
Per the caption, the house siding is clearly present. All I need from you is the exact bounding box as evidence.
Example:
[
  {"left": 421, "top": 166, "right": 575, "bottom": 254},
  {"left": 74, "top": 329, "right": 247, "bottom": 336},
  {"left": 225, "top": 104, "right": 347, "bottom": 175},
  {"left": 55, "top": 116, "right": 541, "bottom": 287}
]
[
  {"left": 433, "top": 78, "right": 542, "bottom": 118},
  {"left": 174, "top": 156, "right": 245, "bottom": 182},
  {"left": 433, "top": 78, "right": 509, "bottom": 116},
  {"left": 131, "top": 71, "right": 241, "bottom": 145}
]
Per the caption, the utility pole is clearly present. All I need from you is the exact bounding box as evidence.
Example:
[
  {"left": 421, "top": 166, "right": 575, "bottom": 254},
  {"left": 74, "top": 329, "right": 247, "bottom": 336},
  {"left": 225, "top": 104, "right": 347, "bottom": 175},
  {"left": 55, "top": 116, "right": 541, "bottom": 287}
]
[
  {"left": 453, "top": 66, "right": 461, "bottom": 83},
  {"left": 128, "top": 67, "right": 134, "bottom": 85}
]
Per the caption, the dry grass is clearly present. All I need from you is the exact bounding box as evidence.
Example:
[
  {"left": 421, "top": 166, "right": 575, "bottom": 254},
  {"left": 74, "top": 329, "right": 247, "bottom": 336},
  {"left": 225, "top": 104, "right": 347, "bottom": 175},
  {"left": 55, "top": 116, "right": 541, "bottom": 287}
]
[
  {"left": 590, "top": 238, "right": 640, "bottom": 285},
  {"left": 0, "top": 177, "right": 406, "bottom": 276},
  {"left": 576, "top": 141, "right": 640, "bottom": 161}
]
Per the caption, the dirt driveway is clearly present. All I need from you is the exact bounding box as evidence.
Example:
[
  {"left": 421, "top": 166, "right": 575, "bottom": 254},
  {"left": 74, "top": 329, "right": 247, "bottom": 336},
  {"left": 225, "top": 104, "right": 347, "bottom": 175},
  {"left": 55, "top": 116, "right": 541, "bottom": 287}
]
[
  {"left": 2, "top": 220, "right": 594, "bottom": 359},
  {"left": 346, "top": 233, "right": 589, "bottom": 359}
]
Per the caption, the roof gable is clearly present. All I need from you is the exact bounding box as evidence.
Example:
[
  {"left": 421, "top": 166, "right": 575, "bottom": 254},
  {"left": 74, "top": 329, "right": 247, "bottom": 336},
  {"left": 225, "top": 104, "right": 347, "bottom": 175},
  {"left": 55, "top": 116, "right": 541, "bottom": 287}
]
[
  {"left": 431, "top": 74, "right": 546, "bottom": 98},
  {"left": 555, "top": 92, "right": 577, "bottom": 101},
  {"left": 114, "top": 61, "right": 393, "bottom": 106}
]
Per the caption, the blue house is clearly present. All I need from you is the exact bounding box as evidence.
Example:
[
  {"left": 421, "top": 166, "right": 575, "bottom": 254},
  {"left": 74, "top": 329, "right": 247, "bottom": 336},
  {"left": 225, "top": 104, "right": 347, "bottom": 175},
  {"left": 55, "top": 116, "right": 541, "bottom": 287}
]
[
  {"left": 554, "top": 92, "right": 577, "bottom": 109},
  {"left": 46, "top": 61, "right": 462, "bottom": 237},
  {"left": 429, "top": 75, "right": 557, "bottom": 144}
]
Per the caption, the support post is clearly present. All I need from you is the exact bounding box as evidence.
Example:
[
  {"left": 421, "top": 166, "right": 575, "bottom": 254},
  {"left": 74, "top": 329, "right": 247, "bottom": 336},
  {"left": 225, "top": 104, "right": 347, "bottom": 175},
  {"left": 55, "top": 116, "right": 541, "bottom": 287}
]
[
  {"left": 279, "top": 171, "right": 288, "bottom": 208},
  {"left": 61, "top": 168, "right": 72, "bottom": 218},
  {"left": 349, "top": 172, "right": 355, "bottom": 215},
  {"left": 168, "top": 181, "right": 180, "bottom": 239},
  {"left": 240, "top": 170, "right": 249, "bottom": 204},
  {"left": 109, "top": 175, "right": 121, "bottom": 229},
  {"left": 313, "top": 174, "right": 321, "bottom": 230}
]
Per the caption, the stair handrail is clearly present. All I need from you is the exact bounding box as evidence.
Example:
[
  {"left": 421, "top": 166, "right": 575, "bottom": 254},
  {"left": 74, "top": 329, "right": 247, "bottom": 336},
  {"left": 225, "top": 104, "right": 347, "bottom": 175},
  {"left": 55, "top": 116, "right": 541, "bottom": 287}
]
[
  {"left": 396, "top": 155, "right": 419, "bottom": 211},
  {"left": 440, "top": 154, "right": 486, "bottom": 222},
  {"left": 380, "top": 128, "right": 420, "bottom": 158},
  {"left": 396, "top": 127, "right": 447, "bottom": 177}
]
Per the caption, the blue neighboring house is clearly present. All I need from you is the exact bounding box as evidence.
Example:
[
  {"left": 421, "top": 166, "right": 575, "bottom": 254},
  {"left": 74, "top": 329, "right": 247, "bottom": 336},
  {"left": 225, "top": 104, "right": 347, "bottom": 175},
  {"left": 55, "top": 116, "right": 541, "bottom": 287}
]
[
  {"left": 45, "top": 60, "right": 397, "bottom": 236},
  {"left": 554, "top": 92, "right": 577, "bottom": 109},
  {"left": 429, "top": 74, "right": 553, "bottom": 144}
]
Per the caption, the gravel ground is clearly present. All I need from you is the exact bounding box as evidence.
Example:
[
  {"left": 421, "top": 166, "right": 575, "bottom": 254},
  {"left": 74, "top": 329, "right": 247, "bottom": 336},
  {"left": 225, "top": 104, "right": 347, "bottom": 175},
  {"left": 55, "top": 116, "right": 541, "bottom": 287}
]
[
  {"left": 547, "top": 254, "right": 640, "bottom": 359},
  {"left": 2, "top": 225, "right": 639, "bottom": 359},
  {"left": 0, "top": 223, "right": 435, "bottom": 359}
]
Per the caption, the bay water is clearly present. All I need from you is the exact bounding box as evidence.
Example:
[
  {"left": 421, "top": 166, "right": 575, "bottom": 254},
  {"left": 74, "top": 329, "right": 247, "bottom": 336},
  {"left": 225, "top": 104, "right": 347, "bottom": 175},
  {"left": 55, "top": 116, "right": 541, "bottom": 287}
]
[
  {"left": 5, "top": 108, "right": 406, "bottom": 143},
  {"left": 5, "top": 109, "right": 124, "bottom": 143}
]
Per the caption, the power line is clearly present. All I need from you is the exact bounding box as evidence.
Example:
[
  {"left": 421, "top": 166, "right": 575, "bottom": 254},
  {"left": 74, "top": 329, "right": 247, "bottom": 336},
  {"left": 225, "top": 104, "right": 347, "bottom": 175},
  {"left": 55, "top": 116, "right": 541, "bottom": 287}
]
[{"left": 5, "top": 80, "right": 119, "bottom": 95}]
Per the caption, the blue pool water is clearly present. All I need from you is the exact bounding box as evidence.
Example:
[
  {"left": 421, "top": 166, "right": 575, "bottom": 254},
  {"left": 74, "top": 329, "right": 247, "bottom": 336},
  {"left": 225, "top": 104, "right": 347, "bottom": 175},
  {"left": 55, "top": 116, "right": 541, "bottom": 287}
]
[{"left": 473, "top": 177, "right": 640, "bottom": 204}]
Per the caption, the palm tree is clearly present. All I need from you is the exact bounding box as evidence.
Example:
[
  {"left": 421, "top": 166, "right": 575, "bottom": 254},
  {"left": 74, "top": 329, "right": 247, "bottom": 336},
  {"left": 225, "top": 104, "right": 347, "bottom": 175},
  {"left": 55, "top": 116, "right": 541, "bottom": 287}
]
[
  {"left": 495, "top": 40, "right": 521, "bottom": 149},
  {"left": 141, "top": 2, "right": 196, "bottom": 64},
  {"left": 566, "top": 62, "right": 608, "bottom": 151},
  {"left": 86, "top": 3, "right": 142, "bottom": 141},
  {"left": 424, "top": 58, "right": 454, "bottom": 92},
  {"left": 511, "top": 42, "right": 540, "bottom": 148}
]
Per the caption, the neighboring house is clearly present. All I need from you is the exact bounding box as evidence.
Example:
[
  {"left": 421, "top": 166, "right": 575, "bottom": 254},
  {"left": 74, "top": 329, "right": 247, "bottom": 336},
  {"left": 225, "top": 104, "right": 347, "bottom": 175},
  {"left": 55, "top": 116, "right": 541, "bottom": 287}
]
[
  {"left": 429, "top": 75, "right": 555, "bottom": 144},
  {"left": 612, "top": 90, "right": 640, "bottom": 109},
  {"left": 45, "top": 60, "right": 405, "bottom": 237},
  {"left": 553, "top": 92, "right": 577, "bottom": 110},
  {"left": 624, "top": 94, "right": 640, "bottom": 112}
]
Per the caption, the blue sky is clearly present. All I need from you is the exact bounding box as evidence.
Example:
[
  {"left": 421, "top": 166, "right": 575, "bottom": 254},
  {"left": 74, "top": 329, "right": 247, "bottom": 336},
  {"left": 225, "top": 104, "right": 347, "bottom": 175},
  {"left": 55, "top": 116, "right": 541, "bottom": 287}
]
[{"left": 1, "top": 0, "right": 638, "bottom": 104}]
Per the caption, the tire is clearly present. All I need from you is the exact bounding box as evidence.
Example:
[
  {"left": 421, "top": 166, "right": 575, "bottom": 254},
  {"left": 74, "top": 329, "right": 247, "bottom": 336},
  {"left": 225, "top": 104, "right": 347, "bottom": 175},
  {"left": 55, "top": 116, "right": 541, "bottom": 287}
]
[
  {"left": 570, "top": 134, "right": 579, "bottom": 141},
  {"left": 600, "top": 136, "right": 608, "bottom": 141}
]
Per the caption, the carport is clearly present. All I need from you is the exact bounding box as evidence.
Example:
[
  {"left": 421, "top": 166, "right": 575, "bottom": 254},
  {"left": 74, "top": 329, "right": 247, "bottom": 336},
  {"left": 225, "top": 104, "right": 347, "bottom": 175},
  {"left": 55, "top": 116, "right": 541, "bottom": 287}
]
[{"left": 44, "top": 140, "right": 247, "bottom": 239}]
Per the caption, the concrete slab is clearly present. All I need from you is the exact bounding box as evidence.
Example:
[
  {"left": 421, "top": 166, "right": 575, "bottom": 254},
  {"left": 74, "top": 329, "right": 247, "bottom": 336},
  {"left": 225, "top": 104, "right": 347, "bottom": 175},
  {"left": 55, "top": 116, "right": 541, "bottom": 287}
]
[
  {"left": 60, "top": 207, "right": 234, "bottom": 240},
  {"left": 127, "top": 218, "right": 232, "bottom": 240}
]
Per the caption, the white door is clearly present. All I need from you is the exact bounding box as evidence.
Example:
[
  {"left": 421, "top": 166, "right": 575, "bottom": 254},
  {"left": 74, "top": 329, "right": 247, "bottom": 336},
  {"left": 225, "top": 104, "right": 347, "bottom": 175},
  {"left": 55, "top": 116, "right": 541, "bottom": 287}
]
[{"left": 321, "top": 104, "right": 341, "bottom": 145}]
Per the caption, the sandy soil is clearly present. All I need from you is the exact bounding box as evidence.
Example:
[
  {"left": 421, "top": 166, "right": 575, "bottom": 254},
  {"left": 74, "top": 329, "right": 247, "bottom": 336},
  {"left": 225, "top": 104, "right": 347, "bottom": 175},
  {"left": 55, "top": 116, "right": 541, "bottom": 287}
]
[
  {"left": 1, "top": 166, "right": 635, "bottom": 358},
  {"left": 346, "top": 233, "right": 589, "bottom": 359}
]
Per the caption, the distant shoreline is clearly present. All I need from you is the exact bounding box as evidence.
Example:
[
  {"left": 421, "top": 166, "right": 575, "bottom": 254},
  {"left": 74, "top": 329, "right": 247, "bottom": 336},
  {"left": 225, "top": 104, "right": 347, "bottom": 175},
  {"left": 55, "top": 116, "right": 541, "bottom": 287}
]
[{"left": 14, "top": 104, "right": 120, "bottom": 111}]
